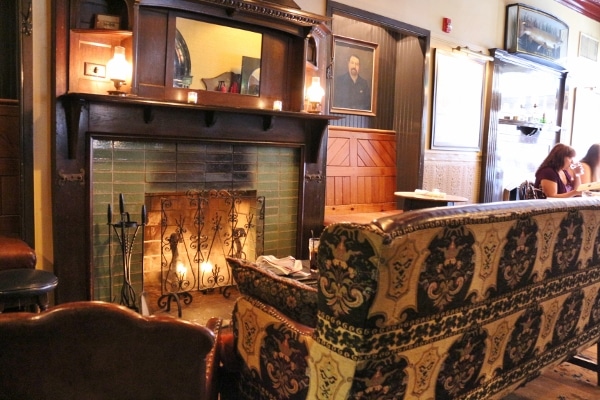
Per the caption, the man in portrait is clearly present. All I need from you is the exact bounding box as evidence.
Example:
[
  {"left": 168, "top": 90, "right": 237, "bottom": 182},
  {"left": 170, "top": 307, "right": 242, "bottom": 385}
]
[{"left": 334, "top": 53, "right": 372, "bottom": 111}]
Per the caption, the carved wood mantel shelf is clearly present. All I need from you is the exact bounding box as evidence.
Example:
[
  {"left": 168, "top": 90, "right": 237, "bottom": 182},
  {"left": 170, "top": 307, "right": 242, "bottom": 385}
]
[{"left": 60, "top": 92, "right": 339, "bottom": 160}]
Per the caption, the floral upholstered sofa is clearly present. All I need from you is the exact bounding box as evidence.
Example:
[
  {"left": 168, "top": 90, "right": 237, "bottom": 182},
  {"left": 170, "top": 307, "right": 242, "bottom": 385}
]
[{"left": 226, "top": 197, "right": 600, "bottom": 399}]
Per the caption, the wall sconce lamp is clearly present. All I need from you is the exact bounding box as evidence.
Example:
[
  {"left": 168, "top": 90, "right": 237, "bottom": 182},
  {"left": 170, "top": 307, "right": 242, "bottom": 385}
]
[
  {"left": 452, "top": 46, "right": 494, "bottom": 62},
  {"left": 306, "top": 77, "right": 325, "bottom": 113},
  {"left": 106, "top": 46, "right": 132, "bottom": 96}
]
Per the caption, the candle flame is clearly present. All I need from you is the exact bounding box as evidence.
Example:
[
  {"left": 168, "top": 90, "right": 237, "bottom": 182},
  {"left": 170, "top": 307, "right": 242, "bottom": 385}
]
[
  {"left": 200, "top": 261, "right": 213, "bottom": 273},
  {"left": 176, "top": 261, "right": 186, "bottom": 279}
]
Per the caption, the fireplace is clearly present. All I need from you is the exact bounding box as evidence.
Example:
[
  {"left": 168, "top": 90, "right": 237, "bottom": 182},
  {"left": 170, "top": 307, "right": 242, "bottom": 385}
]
[
  {"left": 54, "top": 94, "right": 331, "bottom": 302},
  {"left": 92, "top": 137, "right": 299, "bottom": 303},
  {"left": 146, "top": 190, "right": 263, "bottom": 293}
]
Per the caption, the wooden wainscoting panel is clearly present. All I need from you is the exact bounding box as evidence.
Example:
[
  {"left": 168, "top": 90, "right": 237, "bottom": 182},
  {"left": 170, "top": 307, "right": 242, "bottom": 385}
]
[
  {"left": 0, "top": 103, "right": 22, "bottom": 237},
  {"left": 326, "top": 127, "right": 397, "bottom": 215},
  {"left": 423, "top": 150, "right": 481, "bottom": 203}
]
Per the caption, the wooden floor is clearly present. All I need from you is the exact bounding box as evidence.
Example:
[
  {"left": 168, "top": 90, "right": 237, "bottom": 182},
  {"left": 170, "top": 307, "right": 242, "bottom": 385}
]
[{"left": 145, "top": 285, "right": 600, "bottom": 400}]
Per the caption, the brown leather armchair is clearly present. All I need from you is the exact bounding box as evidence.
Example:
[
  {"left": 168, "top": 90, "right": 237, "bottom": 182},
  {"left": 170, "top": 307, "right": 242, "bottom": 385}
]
[
  {"left": 0, "top": 301, "right": 218, "bottom": 399},
  {"left": 0, "top": 236, "right": 36, "bottom": 271}
]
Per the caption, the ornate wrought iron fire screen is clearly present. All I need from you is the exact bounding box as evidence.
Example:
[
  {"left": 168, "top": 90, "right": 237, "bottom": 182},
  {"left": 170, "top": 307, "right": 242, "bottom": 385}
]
[{"left": 150, "top": 189, "right": 264, "bottom": 301}]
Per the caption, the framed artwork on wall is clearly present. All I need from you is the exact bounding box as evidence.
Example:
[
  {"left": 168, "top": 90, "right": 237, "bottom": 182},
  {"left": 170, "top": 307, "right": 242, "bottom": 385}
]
[
  {"left": 505, "top": 4, "right": 569, "bottom": 65},
  {"left": 431, "top": 49, "right": 486, "bottom": 151},
  {"left": 330, "top": 36, "right": 378, "bottom": 116}
]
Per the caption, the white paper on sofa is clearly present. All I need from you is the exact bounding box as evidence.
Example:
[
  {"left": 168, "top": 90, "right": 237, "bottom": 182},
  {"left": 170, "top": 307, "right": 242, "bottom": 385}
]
[{"left": 256, "top": 255, "right": 303, "bottom": 276}]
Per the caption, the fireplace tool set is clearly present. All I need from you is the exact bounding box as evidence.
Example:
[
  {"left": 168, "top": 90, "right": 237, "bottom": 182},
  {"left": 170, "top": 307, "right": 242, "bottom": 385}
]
[{"left": 107, "top": 194, "right": 146, "bottom": 312}]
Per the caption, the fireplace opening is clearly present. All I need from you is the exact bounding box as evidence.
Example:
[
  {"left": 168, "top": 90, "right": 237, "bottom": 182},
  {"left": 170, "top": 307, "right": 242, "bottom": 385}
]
[
  {"left": 92, "top": 139, "right": 300, "bottom": 303},
  {"left": 144, "top": 189, "right": 264, "bottom": 298}
]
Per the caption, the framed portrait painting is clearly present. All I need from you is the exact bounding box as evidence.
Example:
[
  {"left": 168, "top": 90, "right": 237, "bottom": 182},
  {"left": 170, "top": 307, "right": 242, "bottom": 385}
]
[
  {"left": 331, "top": 36, "right": 378, "bottom": 116},
  {"left": 431, "top": 49, "right": 486, "bottom": 151}
]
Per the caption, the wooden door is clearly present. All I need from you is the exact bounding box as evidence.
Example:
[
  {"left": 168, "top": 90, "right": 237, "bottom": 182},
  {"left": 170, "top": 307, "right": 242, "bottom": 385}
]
[{"left": 0, "top": 0, "right": 34, "bottom": 244}]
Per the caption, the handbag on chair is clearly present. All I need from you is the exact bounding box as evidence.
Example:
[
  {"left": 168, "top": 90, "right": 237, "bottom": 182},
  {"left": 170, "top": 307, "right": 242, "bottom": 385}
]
[{"left": 519, "top": 180, "right": 545, "bottom": 200}]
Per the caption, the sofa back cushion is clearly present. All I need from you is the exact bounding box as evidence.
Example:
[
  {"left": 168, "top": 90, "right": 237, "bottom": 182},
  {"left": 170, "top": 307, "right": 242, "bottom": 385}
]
[{"left": 313, "top": 198, "right": 600, "bottom": 399}]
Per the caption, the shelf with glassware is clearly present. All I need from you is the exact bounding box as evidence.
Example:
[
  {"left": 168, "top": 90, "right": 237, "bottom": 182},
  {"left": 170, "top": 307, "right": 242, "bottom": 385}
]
[{"left": 498, "top": 118, "right": 561, "bottom": 135}]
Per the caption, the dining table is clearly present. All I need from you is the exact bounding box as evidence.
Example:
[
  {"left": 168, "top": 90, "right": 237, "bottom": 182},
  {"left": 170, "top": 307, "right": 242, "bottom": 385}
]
[{"left": 394, "top": 191, "right": 468, "bottom": 211}]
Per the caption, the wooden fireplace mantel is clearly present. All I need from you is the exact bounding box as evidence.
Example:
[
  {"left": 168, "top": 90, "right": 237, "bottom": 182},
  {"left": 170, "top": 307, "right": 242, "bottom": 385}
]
[
  {"left": 60, "top": 92, "right": 339, "bottom": 160},
  {"left": 54, "top": 89, "right": 337, "bottom": 303},
  {"left": 53, "top": 0, "right": 334, "bottom": 303}
]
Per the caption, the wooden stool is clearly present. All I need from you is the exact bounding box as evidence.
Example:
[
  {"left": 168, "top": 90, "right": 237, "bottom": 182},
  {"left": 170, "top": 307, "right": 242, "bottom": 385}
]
[{"left": 0, "top": 269, "right": 58, "bottom": 312}]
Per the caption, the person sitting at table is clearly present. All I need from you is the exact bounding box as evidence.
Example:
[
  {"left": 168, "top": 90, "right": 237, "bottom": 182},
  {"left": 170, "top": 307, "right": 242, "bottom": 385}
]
[
  {"left": 534, "top": 143, "right": 584, "bottom": 198},
  {"left": 578, "top": 143, "right": 600, "bottom": 184}
]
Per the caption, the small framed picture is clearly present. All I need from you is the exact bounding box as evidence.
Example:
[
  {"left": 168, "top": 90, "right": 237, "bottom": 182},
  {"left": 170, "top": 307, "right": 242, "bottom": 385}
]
[
  {"left": 331, "top": 36, "right": 378, "bottom": 116},
  {"left": 94, "top": 14, "right": 121, "bottom": 30}
]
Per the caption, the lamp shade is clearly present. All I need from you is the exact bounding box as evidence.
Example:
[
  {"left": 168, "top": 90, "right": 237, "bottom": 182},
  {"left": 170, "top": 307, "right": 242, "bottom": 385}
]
[
  {"left": 306, "top": 77, "right": 324, "bottom": 102},
  {"left": 106, "top": 46, "right": 132, "bottom": 83}
]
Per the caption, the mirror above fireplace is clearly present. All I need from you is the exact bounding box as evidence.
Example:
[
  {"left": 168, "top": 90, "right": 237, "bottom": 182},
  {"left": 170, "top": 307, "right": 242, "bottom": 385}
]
[{"left": 173, "top": 18, "right": 262, "bottom": 96}]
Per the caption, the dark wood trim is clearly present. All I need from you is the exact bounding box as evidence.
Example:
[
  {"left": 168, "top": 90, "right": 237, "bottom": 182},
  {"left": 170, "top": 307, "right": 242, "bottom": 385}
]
[
  {"left": 555, "top": 0, "right": 600, "bottom": 22},
  {"left": 20, "top": 0, "right": 34, "bottom": 247}
]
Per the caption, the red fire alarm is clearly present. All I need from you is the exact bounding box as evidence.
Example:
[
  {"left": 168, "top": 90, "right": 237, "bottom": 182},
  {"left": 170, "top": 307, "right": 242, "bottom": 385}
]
[{"left": 442, "top": 17, "right": 452, "bottom": 33}]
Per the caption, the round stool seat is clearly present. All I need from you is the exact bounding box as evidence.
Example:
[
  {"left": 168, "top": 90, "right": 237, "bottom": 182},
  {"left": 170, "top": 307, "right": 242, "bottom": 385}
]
[{"left": 0, "top": 269, "right": 58, "bottom": 312}]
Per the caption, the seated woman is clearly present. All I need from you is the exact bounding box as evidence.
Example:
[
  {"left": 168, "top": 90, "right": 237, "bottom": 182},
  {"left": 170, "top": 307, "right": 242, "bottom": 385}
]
[
  {"left": 578, "top": 143, "right": 600, "bottom": 184},
  {"left": 534, "top": 143, "right": 584, "bottom": 198}
]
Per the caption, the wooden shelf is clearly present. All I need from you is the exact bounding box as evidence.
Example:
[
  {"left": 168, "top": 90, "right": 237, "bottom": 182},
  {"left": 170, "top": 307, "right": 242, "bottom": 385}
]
[
  {"left": 499, "top": 118, "right": 560, "bottom": 131},
  {"left": 71, "top": 29, "right": 132, "bottom": 37},
  {"left": 60, "top": 92, "right": 340, "bottom": 159}
]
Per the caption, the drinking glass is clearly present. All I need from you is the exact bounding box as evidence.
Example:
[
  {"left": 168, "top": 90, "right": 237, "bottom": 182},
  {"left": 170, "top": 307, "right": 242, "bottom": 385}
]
[{"left": 309, "top": 238, "right": 320, "bottom": 272}]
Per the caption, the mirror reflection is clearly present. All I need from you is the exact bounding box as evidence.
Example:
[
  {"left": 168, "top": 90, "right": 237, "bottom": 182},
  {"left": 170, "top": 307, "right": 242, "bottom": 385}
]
[{"left": 174, "top": 18, "right": 262, "bottom": 96}]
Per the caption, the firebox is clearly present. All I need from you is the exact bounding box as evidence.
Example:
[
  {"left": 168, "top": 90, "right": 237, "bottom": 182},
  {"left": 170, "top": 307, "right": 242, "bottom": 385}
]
[
  {"left": 92, "top": 139, "right": 299, "bottom": 304},
  {"left": 145, "top": 189, "right": 264, "bottom": 298}
]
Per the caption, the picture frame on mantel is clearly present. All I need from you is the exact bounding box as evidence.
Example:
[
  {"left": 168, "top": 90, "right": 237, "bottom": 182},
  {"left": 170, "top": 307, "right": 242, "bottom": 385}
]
[
  {"left": 431, "top": 49, "right": 486, "bottom": 151},
  {"left": 331, "top": 36, "right": 378, "bottom": 116},
  {"left": 505, "top": 4, "right": 569, "bottom": 65}
]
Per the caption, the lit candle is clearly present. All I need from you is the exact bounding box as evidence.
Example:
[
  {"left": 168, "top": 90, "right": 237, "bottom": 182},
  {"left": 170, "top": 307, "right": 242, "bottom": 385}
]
[
  {"left": 273, "top": 100, "right": 282, "bottom": 111},
  {"left": 176, "top": 261, "right": 187, "bottom": 279},
  {"left": 187, "top": 91, "right": 198, "bottom": 104}
]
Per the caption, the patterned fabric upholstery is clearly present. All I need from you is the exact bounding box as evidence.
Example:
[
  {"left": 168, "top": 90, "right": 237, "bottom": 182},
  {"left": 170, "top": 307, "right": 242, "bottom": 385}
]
[
  {"left": 228, "top": 198, "right": 600, "bottom": 399},
  {"left": 227, "top": 258, "right": 317, "bottom": 327}
]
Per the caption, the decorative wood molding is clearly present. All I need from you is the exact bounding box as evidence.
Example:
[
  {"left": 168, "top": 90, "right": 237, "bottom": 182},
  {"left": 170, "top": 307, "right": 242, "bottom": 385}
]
[
  {"left": 555, "top": 0, "right": 600, "bottom": 23},
  {"left": 60, "top": 92, "right": 339, "bottom": 158},
  {"left": 195, "top": 0, "right": 324, "bottom": 26},
  {"left": 139, "top": 0, "right": 330, "bottom": 33}
]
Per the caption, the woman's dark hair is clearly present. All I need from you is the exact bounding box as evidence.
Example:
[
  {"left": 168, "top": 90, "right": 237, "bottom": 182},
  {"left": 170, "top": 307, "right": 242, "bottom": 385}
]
[
  {"left": 536, "top": 143, "right": 576, "bottom": 173},
  {"left": 579, "top": 143, "right": 600, "bottom": 170}
]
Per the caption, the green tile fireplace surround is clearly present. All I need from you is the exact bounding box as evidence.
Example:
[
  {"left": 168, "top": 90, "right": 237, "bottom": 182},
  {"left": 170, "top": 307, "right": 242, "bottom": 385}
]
[{"left": 91, "top": 139, "right": 300, "bottom": 303}]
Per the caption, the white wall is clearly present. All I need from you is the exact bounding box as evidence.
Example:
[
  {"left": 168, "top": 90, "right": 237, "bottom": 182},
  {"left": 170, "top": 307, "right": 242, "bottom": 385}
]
[
  {"left": 33, "top": 0, "right": 600, "bottom": 269},
  {"left": 297, "top": 0, "right": 600, "bottom": 86}
]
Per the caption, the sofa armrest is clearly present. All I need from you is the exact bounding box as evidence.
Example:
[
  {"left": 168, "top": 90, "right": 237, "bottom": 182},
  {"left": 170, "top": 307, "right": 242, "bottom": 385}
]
[{"left": 226, "top": 257, "right": 318, "bottom": 327}]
